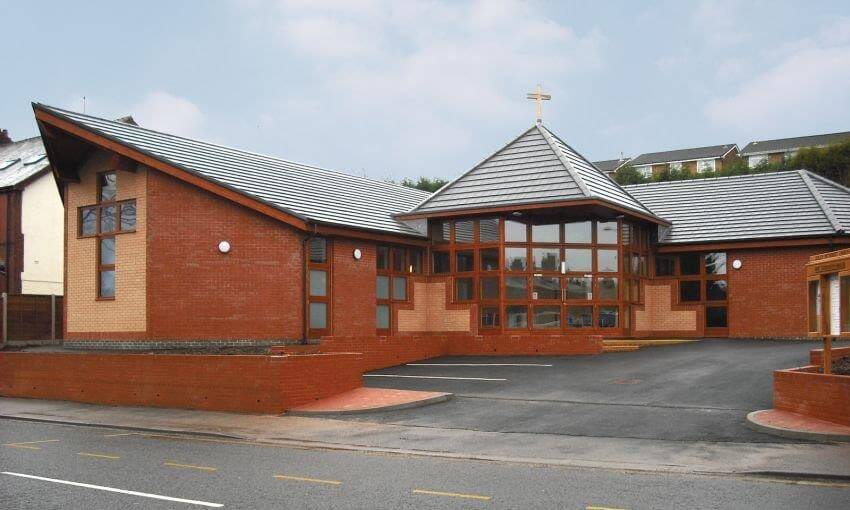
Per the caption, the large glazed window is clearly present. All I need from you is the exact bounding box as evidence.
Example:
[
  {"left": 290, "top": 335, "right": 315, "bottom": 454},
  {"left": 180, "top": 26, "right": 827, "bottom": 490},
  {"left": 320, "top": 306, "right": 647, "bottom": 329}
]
[{"left": 428, "top": 216, "right": 644, "bottom": 335}]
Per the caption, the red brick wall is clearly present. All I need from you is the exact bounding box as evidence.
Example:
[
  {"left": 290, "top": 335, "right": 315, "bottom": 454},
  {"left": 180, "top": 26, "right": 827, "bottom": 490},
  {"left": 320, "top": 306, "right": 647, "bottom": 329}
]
[
  {"left": 0, "top": 351, "right": 362, "bottom": 414},
  {"left": 321, "top": 335, "right": 449, "bottom": 371},
  {"left": 773, "top": 366, "right": 850, "bottom": 426},
  {"left": 727, "top": 247, "right": 827, "bottom": 339},
  {"left": 321, "top": 333, "right": 603, "bottom": 371},
  {"left": 447, "top": 334, "right": 602, "bottom": 356},
  {"left": 331, "top": 238, "right": 377, "bottom": 336},
  {"left": 146, "top": 171, "right": 304, "bottom": 340}
]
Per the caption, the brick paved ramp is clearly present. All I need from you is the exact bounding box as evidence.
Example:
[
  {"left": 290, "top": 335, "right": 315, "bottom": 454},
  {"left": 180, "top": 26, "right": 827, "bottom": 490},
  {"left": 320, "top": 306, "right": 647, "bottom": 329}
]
[{"left": 287, "top": 387, "right": 452, "bottom": 415}]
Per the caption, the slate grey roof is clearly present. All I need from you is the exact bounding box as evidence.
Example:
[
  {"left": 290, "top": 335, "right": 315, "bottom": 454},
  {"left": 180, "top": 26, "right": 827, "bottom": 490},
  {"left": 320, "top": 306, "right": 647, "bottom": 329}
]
[
  {"left": 629, "top": 144, "right": 737, "bottom": 166},
  {"left": 740, "top": 131, "right": 850, "bottom": 156},
  {"left": 592, "top": 158, "right": 630, "bottom": 173},
  {"left": 36, "top": 104, "right": 430, "bottom": 237},
  {"left": 625, "top": 170, "right": 850, "bottom": 245},
  {"left": 409, "top": 124, "right": 661, "bottom": 221},
  {"left": 0, "top": 137, "right": 50, "bottom": 188}
]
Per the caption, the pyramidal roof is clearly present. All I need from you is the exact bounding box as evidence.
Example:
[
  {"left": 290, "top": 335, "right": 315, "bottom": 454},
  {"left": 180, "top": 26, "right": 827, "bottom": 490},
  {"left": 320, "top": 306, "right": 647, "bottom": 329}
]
[{"left": 408, "top": 124, "right": 662, "bottom": 221}]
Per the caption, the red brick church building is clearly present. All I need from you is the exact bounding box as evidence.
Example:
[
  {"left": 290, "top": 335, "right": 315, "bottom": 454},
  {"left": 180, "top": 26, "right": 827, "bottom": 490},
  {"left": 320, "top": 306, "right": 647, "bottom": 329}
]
[{"left": 33, "top": 103, "right": 850, "bottom": 359}]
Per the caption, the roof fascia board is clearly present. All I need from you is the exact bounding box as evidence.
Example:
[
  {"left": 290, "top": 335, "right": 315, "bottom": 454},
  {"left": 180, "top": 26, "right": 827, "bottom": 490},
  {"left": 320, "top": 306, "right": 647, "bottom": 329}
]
[
  {"left": 313, "top": 223, "right": 428, "bottom": 245},
  {"left": 657, "top": 235, "right": 850, "bottom": 253},
  {"left": 799, "top": 170, "right": 844, "bottom": 232},
  {"left": 407, "top": 125, "right": 539, "bottom": 213},
  {"left": 34, "top": 105, "right": 310, "bottom": 232},
  {"left": 396, "top": 196, "right": 669, "bottom": 226},
  {"left": 537, "top": 124, "right": 591, "bottom": 197},
  {"left": 741, "top": 143, "right": 834, "bottom": 156}
]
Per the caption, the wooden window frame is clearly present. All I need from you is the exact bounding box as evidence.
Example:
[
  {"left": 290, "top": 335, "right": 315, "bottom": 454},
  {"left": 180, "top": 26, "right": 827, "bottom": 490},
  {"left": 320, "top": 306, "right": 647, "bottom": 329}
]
[
  {"left": 97, "top": 236, "right": 115, "bottom": 300},
  {"left": 376, "top": 244, "right": 419, "bottom": 334},
  {"left": 668, "top": 251, "right": 729, "bottom": 334},
  {"left": 79, "top": 171, "right": 138, "bottom": 301},
  {"left": 307, "top": 237, "right": 332, "bottom": 338}
]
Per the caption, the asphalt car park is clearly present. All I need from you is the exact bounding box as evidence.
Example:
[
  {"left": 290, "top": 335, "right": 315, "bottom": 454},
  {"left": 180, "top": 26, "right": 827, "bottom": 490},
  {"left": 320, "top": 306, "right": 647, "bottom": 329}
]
[{"left": 348, "top": 339, "right": 820, "bottom": 443}]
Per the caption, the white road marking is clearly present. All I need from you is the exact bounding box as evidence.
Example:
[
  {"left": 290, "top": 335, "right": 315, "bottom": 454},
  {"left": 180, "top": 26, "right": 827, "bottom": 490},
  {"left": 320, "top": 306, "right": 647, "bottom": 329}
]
[
  {"left": 1, "top": 471, "right": 223, "bottom": 508},
  {"left": 364, "top": 374, "right": 506, "bottom": 381},
  {"left": 407, "top": 363, "right": 552, "bottom": 367}
]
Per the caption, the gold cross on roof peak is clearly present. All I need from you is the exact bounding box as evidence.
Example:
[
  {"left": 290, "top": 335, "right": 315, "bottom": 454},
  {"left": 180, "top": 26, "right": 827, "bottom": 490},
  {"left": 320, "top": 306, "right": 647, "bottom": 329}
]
[{"left": 526, "top": 84, "right": 551, "bottom": 124}]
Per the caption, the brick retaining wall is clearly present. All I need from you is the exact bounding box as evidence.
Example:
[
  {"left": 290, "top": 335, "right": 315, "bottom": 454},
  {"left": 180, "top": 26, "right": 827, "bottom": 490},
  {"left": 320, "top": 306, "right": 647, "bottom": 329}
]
[{"left": 0, "top": 351, "right": 362, "bottom": 414}]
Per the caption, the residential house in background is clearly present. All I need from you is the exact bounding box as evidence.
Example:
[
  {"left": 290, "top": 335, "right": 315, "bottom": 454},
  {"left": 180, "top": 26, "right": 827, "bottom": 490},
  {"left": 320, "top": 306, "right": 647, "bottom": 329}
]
[
  {"left": 592, "top": 157, "right": 631, "bottom": 178},
  {"left": 740, "top": 131, "right": 850, "bottom": 168},
  {"left": 0, "top": 135, "right": 64, "bottom": 295},
  {"left": 627, "top": 144, "right": 739, "bottom": 179}
]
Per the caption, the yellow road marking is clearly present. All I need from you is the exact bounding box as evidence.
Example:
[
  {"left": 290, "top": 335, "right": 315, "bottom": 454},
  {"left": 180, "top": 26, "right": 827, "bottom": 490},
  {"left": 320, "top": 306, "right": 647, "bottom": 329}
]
[
  {"left": 77, "top": 452, "right": 121, "bottom": 460},
  {"left": 163, "top": 461, "right": 218, "bottom": 472},
  {"left": 413, "top": 489, "right": 491, "bottom": 501},
  {"left": 274, "top": 474, "right": 342, "bottom": 485},
  {"left": 2, "top": 439, "right": 60, "bottom": 450},
  {"left": 103, "top": 432, "right": 136, "bottom": 437},
  {"left": 587, "top": 506, "right": 628, "bottom": 510}
]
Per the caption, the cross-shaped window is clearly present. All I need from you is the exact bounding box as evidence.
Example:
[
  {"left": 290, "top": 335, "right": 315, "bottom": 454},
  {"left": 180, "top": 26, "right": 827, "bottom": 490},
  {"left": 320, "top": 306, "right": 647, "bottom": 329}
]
[{"left": 78, "top": 171, "right": 137, "bottom": 299}]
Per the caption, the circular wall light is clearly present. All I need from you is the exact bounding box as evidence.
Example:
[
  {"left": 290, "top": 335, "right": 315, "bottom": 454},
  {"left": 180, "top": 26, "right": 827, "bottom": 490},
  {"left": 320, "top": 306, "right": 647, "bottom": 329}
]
[
  {"left": 732, "top": 259, "right": 742, "bottom": 270},
  {"left": 218, "top": 241, "right": 231, "bottom": 254},
  {"left": 353, "top": 248, "right": 362, "bottom": 260}
]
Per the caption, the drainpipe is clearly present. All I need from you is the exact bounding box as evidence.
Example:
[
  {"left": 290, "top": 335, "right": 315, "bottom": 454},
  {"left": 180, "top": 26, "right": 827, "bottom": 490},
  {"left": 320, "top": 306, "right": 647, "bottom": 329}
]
[{"left": 301, "top": 224, "right": 317, "bottom": 342}]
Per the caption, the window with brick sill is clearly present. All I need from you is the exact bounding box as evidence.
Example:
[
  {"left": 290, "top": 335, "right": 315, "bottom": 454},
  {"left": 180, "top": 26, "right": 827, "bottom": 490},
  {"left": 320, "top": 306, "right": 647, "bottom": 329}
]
[{"left": 81, "top": 171, "right": 138, "bottom": 299}]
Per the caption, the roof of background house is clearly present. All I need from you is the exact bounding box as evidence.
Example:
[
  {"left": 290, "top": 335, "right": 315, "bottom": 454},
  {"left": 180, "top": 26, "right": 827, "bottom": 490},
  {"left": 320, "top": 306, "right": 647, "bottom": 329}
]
[
  {"left": 629, "top": 144, "right": 737, "bottom": 166},
  {"left": 740, "top": 131, "right": 850, "bottom": 156},
  {"left": 35, "top": 104, "right": 431, "bottom": 237},
  {"left": 407, "top": 124, "right": 661, "bottom": 221},
  {"left": 625, "top": 170, "right": 850, "bottom": 244},
  {"left": 592, "top": 158, "right": 631, "bottom": 173},
  {"left": 0, "top": 136, "right": 50, "bottom": 188}
]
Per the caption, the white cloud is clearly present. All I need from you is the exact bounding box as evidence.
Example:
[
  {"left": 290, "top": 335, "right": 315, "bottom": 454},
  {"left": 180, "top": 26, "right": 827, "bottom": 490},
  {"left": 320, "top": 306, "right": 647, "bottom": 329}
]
[
  {"left": 129, "top": 92, "right": 205, "bottom": 137},
  {"left": 705, "top": 18, "right": 850, "bottom": 134},
  {"left": 232, "top": 0, "right": 606, "bottom": 178},
  {"left": 692, "top": 0, "right": 747, "bottom": 48}
]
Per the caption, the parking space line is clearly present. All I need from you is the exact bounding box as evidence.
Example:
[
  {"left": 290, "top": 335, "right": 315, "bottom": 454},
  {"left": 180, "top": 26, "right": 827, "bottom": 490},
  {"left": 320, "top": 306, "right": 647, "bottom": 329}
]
[
  {"left": 2, "top": 439, "right": 60, "bottom": 450},
  {"left": 1, "top": 471, "right": 223, "bottom": 508},
  {"left": 163, "top": 461, "right": 218, "bottom": 472},
  {"left": 407, "top": 363, "right": 552, "bottom": 367},
  {"left": 3, "top": 444, "right": 41, "bottom": 450},
  {"left": 77, "top": 452, "right": 121, "bottom": 460},
  {"left": 413, "top": 488, "right": 491, "bottom": 501},
  {"left": 365, "top": 374, "right": 506, "bottom": 381},
  {"left": 274, "top": 474, "right": 342, "bottom": 485}
]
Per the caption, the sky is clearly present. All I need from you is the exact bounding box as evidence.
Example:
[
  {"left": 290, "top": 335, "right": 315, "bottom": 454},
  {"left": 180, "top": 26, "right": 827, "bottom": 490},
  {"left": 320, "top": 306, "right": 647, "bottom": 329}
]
[{"left": 3, "top": 0, "right": 850, "bottom": 181}]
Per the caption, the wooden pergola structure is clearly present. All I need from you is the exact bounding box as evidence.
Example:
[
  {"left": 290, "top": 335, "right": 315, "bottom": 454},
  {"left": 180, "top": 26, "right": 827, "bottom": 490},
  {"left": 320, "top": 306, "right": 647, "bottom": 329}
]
[{"left": 806, "top": 248, "right": 850, "bottom": 374}]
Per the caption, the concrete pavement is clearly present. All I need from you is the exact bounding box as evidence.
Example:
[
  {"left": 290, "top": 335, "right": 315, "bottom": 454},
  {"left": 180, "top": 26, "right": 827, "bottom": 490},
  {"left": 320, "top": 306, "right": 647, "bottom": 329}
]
[
  {"left": 2, "top": 419, "right": 849, "bottom": 509},
  {"left": 2, "top": 397, "right": 849, "bottom": 479}
]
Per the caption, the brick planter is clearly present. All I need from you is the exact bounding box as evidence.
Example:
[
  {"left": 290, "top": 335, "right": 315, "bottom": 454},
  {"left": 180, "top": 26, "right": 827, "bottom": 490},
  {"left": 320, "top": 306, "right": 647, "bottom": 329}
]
[{"left": 773, "top": 365, "right": 850, "bottom": 426}]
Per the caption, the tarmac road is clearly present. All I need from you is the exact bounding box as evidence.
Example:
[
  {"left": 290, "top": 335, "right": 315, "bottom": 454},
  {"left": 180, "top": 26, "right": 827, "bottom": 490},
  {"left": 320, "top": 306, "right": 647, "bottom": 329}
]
[{"left": 1, "top": 419, "right": 849, "bottom": 509}]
